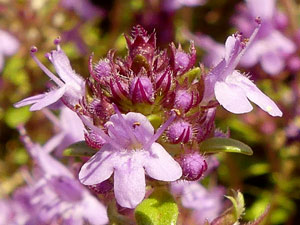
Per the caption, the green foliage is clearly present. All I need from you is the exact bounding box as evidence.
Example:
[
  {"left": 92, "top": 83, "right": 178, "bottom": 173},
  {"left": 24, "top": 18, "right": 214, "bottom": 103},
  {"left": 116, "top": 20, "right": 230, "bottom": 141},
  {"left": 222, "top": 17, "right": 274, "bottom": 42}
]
[
  {"left": 178, "top": 67, "right": 201, "bottom": 84},
  {"left": 4, "top": 106, "right": 32, "bottom": 128},
  {"left": 63, "top": 141, "right": 97, "bottom": 157},
  {"left": 211, "top": 190, "right": 245, "bottom": 225},
  {"left": 135, "top": 188, "right": 178, "bottom": 225},
  {"left": 199, "top": 137, "right": 253, "bottom": 155}
]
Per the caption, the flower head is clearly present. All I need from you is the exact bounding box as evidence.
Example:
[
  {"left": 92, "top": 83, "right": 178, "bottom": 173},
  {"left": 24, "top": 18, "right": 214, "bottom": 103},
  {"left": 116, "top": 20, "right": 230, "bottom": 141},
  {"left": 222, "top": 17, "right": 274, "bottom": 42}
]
[{"left": 79, "top": 108, "right": 182, "bottom": 208}]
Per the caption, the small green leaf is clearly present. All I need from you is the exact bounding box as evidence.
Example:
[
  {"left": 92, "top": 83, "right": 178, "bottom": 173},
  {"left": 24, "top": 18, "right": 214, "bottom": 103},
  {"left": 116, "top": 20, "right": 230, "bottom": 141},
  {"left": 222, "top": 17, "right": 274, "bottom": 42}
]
[
  {"left": 63, "top": 141, "right": 96, "bottom": 157},
  {"left": 211, "top": 190, "right": 245, "bottom": 225},
  {"left": 225, "top": 191, "right": 245, "bottom": 220},
  {"left": 199, "top": 137, "right": 253, "bottom": 155},
  {"left": 178, "top": 67, "right": 201, "bottom": 84},
  {"left": 135, "top": 188, "right": 178, "bottom": 225}
]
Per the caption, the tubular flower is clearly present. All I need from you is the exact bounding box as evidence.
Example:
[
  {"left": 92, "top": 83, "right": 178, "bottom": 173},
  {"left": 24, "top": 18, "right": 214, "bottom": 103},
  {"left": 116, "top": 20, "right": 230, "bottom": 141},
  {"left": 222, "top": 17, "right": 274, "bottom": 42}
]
[
  {"left": 203, "top": 22, "right": 282, "bottom": 116},
  {"left": 14, "top": 38, "right": 85, "bottom": 111},
  {"left": 79, "top": 108, "right": 182, "bottom": 208},
  {"left": 18, "top": 127, "right": 108, "bottom": 225},
  {"left": 232, "top": 0, "right": 296, "bottom": 75}
]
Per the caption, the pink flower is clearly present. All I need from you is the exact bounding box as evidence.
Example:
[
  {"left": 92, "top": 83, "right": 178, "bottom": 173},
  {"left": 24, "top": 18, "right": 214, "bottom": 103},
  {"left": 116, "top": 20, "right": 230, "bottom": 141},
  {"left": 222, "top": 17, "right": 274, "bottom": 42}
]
[
  {"left": 232, "top": 0, "right": 296, "bottom": 75},
  {"left": 14, "top": 39, "right": 85, "bottom": 111},
  {"left": 18, "top": 126, "right": 108, "bottom": 225},
  {"left": 203, "top": 23, "right": 282, "bottom": 116},
  {"left": 171, "top": 181, "right": 224, "bottom": 224},
  {"left": 79, "top": 108, "right": 182, "bottom": 208},
  {"left": 0, "top": 29, "right": 19, "bottom": 72}
]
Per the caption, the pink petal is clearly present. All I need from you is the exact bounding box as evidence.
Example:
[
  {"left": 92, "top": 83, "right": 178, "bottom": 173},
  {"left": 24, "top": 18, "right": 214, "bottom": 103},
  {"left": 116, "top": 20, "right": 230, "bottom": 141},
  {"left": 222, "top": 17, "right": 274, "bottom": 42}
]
[
  {"left": 144, "top": 143, "right": 182, "bottom": 181},
  {"left": 29, "top": 86, "right": 67, "bottom": 111},
  {"left": 34, "top": 145, "right": 73, "bottom": 177},
  {"left": 14, "top": 93, "right": 47, "bottom": 108},
  {"left": 214, "top": 80, "right": 253, "bottom": 114},
  {"left": 240, "top": 41, "right": 262, "bottom": 67},
  {"left": 50, "top": 50, "right": 83, "bottom": 86},
  {"left": 270, "top": 31, "right": 296, "bottom": 55},
  {"left": 79, "top": 145, "right": 115, "bottom": 185},
  {"left": 261, "top": 51, "right": 284, "bottom": 75},
  {"left": 43, "top": 132, "right": 66, "bottom": 153},
  {"left": 224, "top": 36, "right": 236, "bottom": 62},
  {"left": 232, "top": 72, "right": 282, "bottom": 116},
  {"left": 81, "top": 194, "right": 108, "bottom": 225},
  {"left": 0, "top": 30, "right": 19, "bottom": 56},
  {"left": 247, "top": 0, "right": 275, "bottom": 20},
  {"left": 114, "top": 162, "right": 145, "bottom": 208}
]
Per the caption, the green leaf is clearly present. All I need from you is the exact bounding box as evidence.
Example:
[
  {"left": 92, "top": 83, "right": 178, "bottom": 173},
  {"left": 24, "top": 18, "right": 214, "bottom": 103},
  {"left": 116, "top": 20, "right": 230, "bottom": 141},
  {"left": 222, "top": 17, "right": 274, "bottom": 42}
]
[
  {"left": 199, "top": 137, "right": 253, "bottom": 155},
  {"left": 63, "top": 141, "right": 96, "bottom": 157},
  {"left": 4, "top": 106, "right": 32, "bottom": 128},
  {"left": 211, "top": 190, "right": 245, "bottom": 225},
  {"left": 178, "top": 67, "right": 201, "bottom": 84},
  {"left": 135, "top": 188, "right": 178, "bottom": 225}
]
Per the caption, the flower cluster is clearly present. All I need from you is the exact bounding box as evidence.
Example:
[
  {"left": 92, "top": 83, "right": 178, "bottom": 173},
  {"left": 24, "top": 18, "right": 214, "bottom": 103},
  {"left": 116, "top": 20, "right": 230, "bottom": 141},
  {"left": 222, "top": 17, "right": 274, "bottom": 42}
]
[{"left": 12, "top": 22, "right": 282, "bottom": 223}]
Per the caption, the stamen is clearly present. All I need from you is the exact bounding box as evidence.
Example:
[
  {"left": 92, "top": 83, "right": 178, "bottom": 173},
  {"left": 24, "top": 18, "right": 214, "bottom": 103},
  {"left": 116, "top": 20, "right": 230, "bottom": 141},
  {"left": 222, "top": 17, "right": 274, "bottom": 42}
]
[
  {"left": 231, "top": 20, "right": 261, "bottom": 70},
  {"left": 30, "top": 46, "right": 64, "bottom": 87},
  {"left": 144, "top": 110, "right": 177, "bottom": 150},
  {"left": 17, "top": 125, "right": 35, "bottom": 155},
  {"left": 79, "top": 115, "right": 122, "bottom": 150},
  {"left": 54, "top": 37, "right": 61, "bottom": 51},
  {"left": 112, "top": 104, "right": 139, "bottom": 144}
]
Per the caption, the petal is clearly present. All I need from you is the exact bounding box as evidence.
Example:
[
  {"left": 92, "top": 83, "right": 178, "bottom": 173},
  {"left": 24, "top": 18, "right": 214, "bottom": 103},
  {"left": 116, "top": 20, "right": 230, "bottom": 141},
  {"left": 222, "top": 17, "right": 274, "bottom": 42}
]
[
  {"left": 232, "top": 72, "right": 282, "bottom": 116},
  {"left": 144, "top": 143, "right": 182, "bottom": 181},
  {"left": 81, "top": 194, "right": 108, "bottom": 225},
  {"left": 224, "top": 35, "right": 237, "bottom": 62},
  {"left": 32, "top": 145, "right": 73, "bottom": 177},
  {"left": 30, "top": 87, "right": 67, "bottom": 111},
  {"left": 214, "top": 80, "right": 253, "bottom": 114},
  {"left": 203, "top": 59, "right": 226, "bottom": 102},
  {"left": 79, "top": 144, "right": 115, "bottom": 185},
  {"left": 43, "top": 132, "right": 66, "bottom": 153},
  {"left": 114, "top": 162, "right": 145, "bottom": 208},
  {"left": 50, "top": 50, "right": 83, "bottom": 86},
  {"left": 261, "top": 52, "right": 284, "bottom": 75},
  {"left": 269, "top": 31, "right": 296, "bottom": 55},
  {"left": 246, "top": 0, "right": 274, "bottom": 20},
  {"left": 0, "top": 30, "right": 19, "bottom": 56},
  {"left": 240, "top": 41, "right": 263, "bottom": 67},
  {"left": 108, "top": 112, "right": 154, "bottom": 144},
  {"left": 14, "top": 93, "right": 47, "bottom": 108}
]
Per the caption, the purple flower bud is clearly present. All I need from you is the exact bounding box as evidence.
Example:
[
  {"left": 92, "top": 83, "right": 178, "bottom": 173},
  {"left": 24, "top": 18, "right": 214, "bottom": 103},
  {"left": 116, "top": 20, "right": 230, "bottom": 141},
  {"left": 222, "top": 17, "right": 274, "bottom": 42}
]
[
  {"left": 177, "top": 151, "right": 207, "bottom": 181},
  {"left": 167, "top": 120, "right": 192, "bottom": 143},
  {"left": 170, "top": 41, "right": 196, "bottom": 75},
  {"left": 88, "top": 179, "right": 113, "bottom": 194},
  {"left": 94, "top": 59, "right": 111, "bottom": 81},
  {"left": 125, "top": 25, "right": 156, "bottom": 63},
  {"left": 175, "top": 51, "right": 190, "bottom": 71},
  {"left": 130, "top": 76, "right": 154, "bottom": 103},
  {"left": 155, "top": 70, "right": 172, "bottom": 92},
  {"left": 174, "top": 90, "right": 193, "bottom": 112},
  {"left": 110, "top": 78, "right": 128, "bottom": 100},
  {"left": 84, "top": 131, "right": 105, "bottom": 149}
]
